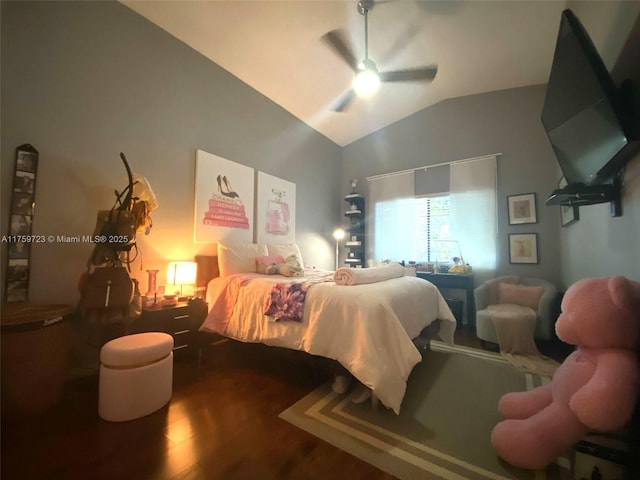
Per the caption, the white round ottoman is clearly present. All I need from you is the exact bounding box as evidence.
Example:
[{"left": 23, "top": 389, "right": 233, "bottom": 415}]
[{"left": 99, "top": 332, "right": 174, "bottom": 422}]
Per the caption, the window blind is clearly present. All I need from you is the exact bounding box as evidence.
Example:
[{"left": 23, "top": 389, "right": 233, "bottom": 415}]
[{"left": 368, "top": 171, "right": 415, "bottom": 263}]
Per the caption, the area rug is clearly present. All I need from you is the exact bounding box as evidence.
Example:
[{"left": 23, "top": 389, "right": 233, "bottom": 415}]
[{"left": 280, "top": 341, "right": 567, "bottom": 480}]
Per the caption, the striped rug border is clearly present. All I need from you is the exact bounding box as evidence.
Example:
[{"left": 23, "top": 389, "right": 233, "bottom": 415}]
[{"left": 281, "top": 342, "right": 554, "bottom": 480}]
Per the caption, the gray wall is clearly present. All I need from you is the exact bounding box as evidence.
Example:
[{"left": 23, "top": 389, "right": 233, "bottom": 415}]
[
  {"left": 1, "top": 1, "right": 342, "bottom": 306},
  {"left": 558, "top": 1, "right": 640, "bottom": 285},
  {"left": 2, "top": 0, "right": 638, "bottom": 304},
  {"left": 342, "top": 1, "right": 640, "bottom": 290},
  {"left": 342, "top": 84, "right": 563, "bottom": 287}
]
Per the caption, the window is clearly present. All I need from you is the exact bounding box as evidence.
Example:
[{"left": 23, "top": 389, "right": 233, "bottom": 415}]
[
  {"left": 372, "top": 196, "right": 415, "bottom": 263},
  {"left": 414, "top": 195, "right": 452, "bottom": 263},
  {"left": 375, "top": 194, "right": 453, "bottom": 264},
  {"left": 368, "top": 155, "right": 496, "bottom": 276}
]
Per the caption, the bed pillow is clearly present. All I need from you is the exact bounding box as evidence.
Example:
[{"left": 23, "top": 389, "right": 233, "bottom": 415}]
[
  {"left": 497, "top": 282, "right": 544, "bottom": 312},
  {"left": 266, "top": 243, "right": 304, "bottom": 270},
  {"left": 255, "top": 255, "right": 285, "bottom": 268},
  {"left": 217, "top": 242, "right": 268, "bottom": 277}
]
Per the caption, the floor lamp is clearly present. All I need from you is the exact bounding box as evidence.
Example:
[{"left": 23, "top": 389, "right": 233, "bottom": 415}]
[{"left": 333, "top": 228, "right": 345, "bottom": 270}]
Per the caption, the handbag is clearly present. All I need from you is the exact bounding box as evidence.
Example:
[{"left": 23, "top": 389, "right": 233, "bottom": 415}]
[
  {"left": 78, "top": 268, "right": 142, "bottom": 329},
  {"left": 79, "top": 267, "right": 134, "bottom": 310}
]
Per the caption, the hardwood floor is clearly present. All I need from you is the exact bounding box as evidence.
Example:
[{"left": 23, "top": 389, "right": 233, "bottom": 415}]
[{"left": 1, "top": 327, "right": 572, "bottom": 480}]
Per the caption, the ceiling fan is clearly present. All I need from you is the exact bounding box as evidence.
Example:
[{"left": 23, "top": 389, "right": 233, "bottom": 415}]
[{"left": 321, "top": 0, "right": 438, "bottom": 112}]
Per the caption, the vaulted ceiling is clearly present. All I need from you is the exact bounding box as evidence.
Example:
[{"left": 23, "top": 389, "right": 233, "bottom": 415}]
[{"left": 122, "top": 0, "right": 567, "bottom": 146}]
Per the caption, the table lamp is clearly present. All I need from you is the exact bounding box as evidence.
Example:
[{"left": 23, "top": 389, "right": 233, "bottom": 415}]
[{"left": 166, "top": 261, "right": 197, "bottom": 298}]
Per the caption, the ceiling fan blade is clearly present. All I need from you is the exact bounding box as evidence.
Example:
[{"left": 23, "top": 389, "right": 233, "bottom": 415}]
[
  {"left": 321, "top": 29, "right": 359, "bottom": 72},
  {"left": 379, "top": 66, "right": 438, "bottom": 83},
  {"left": 332, "top": 89, "right": 356, "bottom": 113}
]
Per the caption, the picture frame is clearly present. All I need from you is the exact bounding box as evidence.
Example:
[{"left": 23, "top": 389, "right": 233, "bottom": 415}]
[
  {"left": 194, "top": 149, "right": 254, "bottom": 243},
  {"left": 5, "top": 259, "right": 29, "bottom": 303},
  {"left": 5, "top": 144, "right": 38, "bottom": 303},
  {"left": 12, "top": 192, "right": 34, "bottom": 215},
  {"left": 256, "top": 171, "right": 296, "bottom": 244},
  {"left": 507, "top": 193, "right": 537, "bottom": 225},
  {"left": 558, "top": 176, "right": 579, "bottom": 227},
  {"left": 509, "top": 233, "right": 538, "bottom": 264}
]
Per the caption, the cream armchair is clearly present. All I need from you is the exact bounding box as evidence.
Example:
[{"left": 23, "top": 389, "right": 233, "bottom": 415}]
[{"left": 475, "top": 276, "right": 558, "bottom": 346}]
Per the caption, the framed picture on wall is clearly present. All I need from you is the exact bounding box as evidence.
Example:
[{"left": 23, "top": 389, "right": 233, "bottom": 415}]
[
  {"left": 509, "top": 233, "right": 538, "bottom": 264},
  {"left": 194, "top": 149, "right": 254, "bottom": 243},
  {"left": 256, "top": 171, "right": 296, "bottom": 244},
  {"left": 557, "top": 176, "right": 579, "bottom": 227},
  {"left": 507, "top": 193, "right": 537, "bottom": 225},
  {"left": 4, "top": 144, "right": 39, "bottom": 303}
]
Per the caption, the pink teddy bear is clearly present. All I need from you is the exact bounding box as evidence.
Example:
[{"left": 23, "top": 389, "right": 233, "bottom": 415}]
[{"left": 491, "top": 275, "right": 640, "bottom": 470}]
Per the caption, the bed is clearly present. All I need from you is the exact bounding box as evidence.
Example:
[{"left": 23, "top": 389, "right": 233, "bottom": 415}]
[{"left": 195, "top": 242, "right": 457, "bottom": 414}]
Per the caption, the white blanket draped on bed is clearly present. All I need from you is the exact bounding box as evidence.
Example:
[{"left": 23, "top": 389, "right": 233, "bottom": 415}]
[{"left": 200, "top": 270, "right": 456, "bottom": 414}]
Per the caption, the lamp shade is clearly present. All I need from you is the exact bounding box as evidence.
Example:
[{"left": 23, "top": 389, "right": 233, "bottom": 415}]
[{"left": 167, "top": 261, "right": 197, "bottom": 291}]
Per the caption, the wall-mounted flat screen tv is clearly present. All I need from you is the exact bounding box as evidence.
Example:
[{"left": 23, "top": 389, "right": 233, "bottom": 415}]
[{"left": 541, "top": 9, "right": 637, "bottom": 189}]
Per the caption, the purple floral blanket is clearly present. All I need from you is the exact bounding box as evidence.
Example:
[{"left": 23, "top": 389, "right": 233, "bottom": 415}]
[{"left": 263, "top": 281, "right": 311, "bottom": 322}]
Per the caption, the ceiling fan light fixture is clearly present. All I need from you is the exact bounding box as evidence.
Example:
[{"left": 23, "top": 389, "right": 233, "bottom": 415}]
[
  {"left": 353, "top": 67, "right": 380, "bottom": 96},
  {"left": 321, "top": 0, "right": 438, "bottom": 110}
]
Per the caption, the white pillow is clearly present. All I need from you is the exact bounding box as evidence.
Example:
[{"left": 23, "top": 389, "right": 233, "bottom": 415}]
[
  {"left": 217, "top": 242, "right": 268, "bottom": 277},
  {"left": 266, "top": 243, "right": 304, "bottom": 270}
]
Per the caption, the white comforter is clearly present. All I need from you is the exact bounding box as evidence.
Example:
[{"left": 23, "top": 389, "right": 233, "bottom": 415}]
[{"left": 200, "top": 270, "right": 456, "bottom": 414}]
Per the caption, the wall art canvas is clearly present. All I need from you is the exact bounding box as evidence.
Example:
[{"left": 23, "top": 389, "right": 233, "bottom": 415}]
[
  {"left": 194, "top": 149, "right": 254, "bottom": 243},
  {"left": 256, "top": 171, "right": 296, "bottom": 244}
]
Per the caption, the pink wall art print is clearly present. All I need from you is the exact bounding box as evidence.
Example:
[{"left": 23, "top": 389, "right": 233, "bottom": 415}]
[
  {"left": 194, "top": 149, "right": 254, "bottom": 243},
  {"left": 256, "top": 171, "right": 296, "bottom": 244}
]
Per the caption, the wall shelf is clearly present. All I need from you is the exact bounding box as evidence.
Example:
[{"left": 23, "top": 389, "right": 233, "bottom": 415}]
[{"left": 343, "top": 193, "right": 365, "bottom": 268}]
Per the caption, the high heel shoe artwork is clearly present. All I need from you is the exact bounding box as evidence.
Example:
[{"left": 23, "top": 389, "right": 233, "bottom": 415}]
[
  {"left": 216, "top": 174, "right": 239, "bottom": 198},
  {"left": 203, "top": 173, "right": 249, "bottom": 229},
  {"left": 222, "top": 176, "right": 238, "bottom": 197}
]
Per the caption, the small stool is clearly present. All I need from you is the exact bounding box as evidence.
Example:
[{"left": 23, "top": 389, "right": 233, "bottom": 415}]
[{"left": 99, "top": 332, "right": 174, "bottom": 422}]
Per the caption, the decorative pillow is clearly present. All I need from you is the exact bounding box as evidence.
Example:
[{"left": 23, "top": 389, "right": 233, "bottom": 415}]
[
  {"left": 255, "top": 255, "right": 285, "bottom": 268},
  {"left": 217, "top": 242, "right": 268, "bottom": 277},
  {"left": 257, "top": 263, "right": 304, "bottom": 277},
  {"left": 498, "top": 282, "right": 544, "bottom": 312},
  {"left": 266, "top": 243, "right": 304, "bottom": 270}
]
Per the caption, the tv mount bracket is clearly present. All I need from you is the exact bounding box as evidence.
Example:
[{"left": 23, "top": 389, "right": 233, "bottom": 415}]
[{"left": 545, "top": 175, "right": 623, "bottom": 217}]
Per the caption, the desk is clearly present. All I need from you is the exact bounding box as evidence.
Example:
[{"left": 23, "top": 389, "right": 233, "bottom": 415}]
[{"left": 416, "top": 272, "right": 475, "bottom": 326}]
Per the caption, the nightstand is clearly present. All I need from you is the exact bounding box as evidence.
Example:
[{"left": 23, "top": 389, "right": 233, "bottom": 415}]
[{"left": 131, "top": 300, "right": 207, "bottom": 358}]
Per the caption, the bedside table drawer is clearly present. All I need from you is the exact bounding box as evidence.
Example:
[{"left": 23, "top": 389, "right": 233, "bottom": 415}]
[
  {"left": 132, "top": 301, "right": 207, "bottom": 358},
  {"left": 172, "top": 328, "right": 196, "bottom": 352}
]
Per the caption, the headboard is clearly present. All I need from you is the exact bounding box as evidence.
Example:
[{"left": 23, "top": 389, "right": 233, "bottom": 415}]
[{"left": 195, "top": 255, "right": 219, "bottom": 293}]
